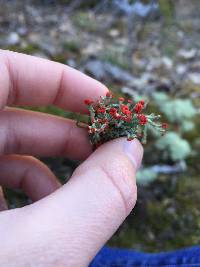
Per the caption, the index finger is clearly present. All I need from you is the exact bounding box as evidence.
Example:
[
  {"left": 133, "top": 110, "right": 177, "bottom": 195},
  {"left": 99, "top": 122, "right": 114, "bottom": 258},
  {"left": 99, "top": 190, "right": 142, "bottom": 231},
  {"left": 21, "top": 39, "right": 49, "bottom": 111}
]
[{"left": 0, "top": 50, "right": 108, "bottom": 112}]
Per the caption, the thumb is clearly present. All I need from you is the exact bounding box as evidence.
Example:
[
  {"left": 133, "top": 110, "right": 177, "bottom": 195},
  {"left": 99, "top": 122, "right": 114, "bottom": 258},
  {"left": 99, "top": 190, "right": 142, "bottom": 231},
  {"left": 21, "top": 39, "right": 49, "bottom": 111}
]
[{"left": 0, "top": 138, "right": 143, "bottom": 267}]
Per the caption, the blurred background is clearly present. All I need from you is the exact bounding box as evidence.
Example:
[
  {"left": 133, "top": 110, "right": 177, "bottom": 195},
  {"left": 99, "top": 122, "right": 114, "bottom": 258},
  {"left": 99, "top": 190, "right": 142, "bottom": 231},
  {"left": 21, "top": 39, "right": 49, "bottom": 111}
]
[{"left": 0, "top": 0, "right": 199, "bottom": 252}]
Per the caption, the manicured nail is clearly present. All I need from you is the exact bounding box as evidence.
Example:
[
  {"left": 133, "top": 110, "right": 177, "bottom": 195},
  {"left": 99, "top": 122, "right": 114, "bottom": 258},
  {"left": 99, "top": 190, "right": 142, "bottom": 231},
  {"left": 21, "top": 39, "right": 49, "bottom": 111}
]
[{"left": 123, "top": 139, "right": 143, "bottom": 170}]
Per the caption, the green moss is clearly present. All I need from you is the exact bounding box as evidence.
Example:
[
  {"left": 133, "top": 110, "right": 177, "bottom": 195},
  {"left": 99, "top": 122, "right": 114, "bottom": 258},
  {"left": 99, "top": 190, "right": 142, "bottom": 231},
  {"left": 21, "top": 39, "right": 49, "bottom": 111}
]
[
  {"left": 158, "top": 0, "right": 174, "bottom": 24},
  {"left": 72, "top": 12, "right": 97, "bottom": 32},
  {"left": 21, "top": 105, "right": 67, "bottom": 117},
  {"left": 63, "top": 40, "right": 80, "bottom": 54},
  {"left": 51, "top": 54, "right": 67, "bottom": 64},
  {"left": 3, "top": 44, "right": 39, "bottom": 55},
  {"left": 109, "top": 174, "right": 200, "bottom": 251},
  {"left": 4, "top": 188, "right": 28, "bottom": 209}
]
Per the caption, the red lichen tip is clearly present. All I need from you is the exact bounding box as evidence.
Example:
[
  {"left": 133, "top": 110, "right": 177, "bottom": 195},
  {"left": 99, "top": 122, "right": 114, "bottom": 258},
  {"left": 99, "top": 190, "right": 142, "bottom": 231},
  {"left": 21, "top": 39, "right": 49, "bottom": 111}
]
[
  {"left": 139, "top": 100, "right": 145, "bottom": 105},
  {"left": 97, "top": 107, "right": 106, "bottom": 113},
  {"left": 84, "top": 99, "right": 93, "bottom": 105},
  {"left": 106, "top": 91, "right": 112, "bottom": 97},
  {"left": 134, "top": 102, "right": 144, "bottom": 114},
  {"left": 137, "top": 114, "right": 148, "bottom": 125},
  {"left": 162, "top": 122, "right": 168, "bottom": 129},
  {"left": 109, "top": 107, "right": 117, "bottom": 116}
]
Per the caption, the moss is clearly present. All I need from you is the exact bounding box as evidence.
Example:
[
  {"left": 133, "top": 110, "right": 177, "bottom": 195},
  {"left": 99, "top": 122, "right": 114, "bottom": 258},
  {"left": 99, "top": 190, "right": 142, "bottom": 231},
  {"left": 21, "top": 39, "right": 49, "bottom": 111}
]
[
  {"left": 4, "top": 188, "right": 29, "bottom": 209},
  {"left": 21, "top": 105, "right": 67, "bottom": 117},
  {"left": 51, "top": 54, "right": 67, "bottom": 64},
  {"left": 63, "top": 40, "right": 80, "bottom": 54},
  {"left": 158, "top": 0, "right": 174, "bottom": 24},
  {"left": 109, "top": 174, "right": 200, "bottom": 252},
  {"left": 3, "top": 44, "right": 39, "bottom": 55},
  {"left": 72, "top": 12, "right": 97, "bottom": 32}
]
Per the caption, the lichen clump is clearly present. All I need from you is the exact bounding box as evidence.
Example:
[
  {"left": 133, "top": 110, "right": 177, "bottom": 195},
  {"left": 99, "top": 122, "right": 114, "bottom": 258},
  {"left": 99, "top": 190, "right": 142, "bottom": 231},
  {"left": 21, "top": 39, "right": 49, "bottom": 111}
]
[
  {"left": 155, "top": 131, "right": 191, "bottom": 161},
  {"left": 82, "top": 92, "right": 167, "bottom": 148}
]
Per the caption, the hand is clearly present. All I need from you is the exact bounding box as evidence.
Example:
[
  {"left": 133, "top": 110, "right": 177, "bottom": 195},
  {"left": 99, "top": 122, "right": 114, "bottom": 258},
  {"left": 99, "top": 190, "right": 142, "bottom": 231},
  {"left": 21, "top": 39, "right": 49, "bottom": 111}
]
[{"left": 0, "top": 50, "right": 143, "bottom": 267}]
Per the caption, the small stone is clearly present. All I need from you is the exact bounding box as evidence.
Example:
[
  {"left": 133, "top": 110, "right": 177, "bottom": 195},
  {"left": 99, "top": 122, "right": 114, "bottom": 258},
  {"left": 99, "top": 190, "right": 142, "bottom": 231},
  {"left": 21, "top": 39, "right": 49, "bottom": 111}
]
[
  {"left": 146, "top": 57, "right": 162, "bottom": 71},
  {"left": 17, "top": 27, "right": 28, "bottom": 36},
  {"left": 66, "top": 59, "right": 77, "bottom": 68},
  {"left": 6, "top": 32, "right": 20, "bottom": 45},
  {"left": 188, "top": 72, "right": 200, "bottom": 84},
  {"left": 109, "top": 29, "right": 120, "bottom": 37},
  {"left": 162, "top": 56, "right": 173, "bottom": 69},
  {"left": 178, "top": 48, "right": 196, "bottom": 60},
  {"left": 176, "top": 64, "right": 187, "bottom": 75},
  {"left": 83, "top": 59, "right": 135, "bottom": 84}
]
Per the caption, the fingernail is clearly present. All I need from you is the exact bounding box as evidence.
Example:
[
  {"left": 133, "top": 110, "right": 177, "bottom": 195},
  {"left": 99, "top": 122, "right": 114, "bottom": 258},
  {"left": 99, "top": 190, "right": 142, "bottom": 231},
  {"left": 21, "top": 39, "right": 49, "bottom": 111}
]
[{"left": 123, "top": 139, "right": 143, "bottom": 170}]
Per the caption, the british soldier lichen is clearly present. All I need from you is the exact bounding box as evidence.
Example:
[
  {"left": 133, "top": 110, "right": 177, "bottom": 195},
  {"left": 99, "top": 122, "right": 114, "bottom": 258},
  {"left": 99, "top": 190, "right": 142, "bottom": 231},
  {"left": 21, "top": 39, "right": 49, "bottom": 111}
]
[{"left": 78, "top": 92, "right": 168, "bottom": 148}]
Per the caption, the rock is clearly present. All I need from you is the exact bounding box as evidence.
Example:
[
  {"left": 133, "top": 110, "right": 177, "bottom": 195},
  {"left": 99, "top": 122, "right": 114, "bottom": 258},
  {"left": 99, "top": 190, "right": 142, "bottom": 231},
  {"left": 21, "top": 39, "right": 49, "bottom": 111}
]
[
  {"left": 133, "top": 72, "right": 153, "bottom": 85},
  {"left": 108, "top": 29, "right": 120, "bottom": 37},
  {"left": 39, "top": 41, "right": 58, "bottom": 56},
  {"left": 189, "top": 61, "right": 200, "bottom": 72},
  {"left": 28, "top": 33, "right": 41, "bottom": 44},
  {"left": 187, "top": 72, "right": 200, "bottom": 84},
  {"left": 146, "top": 57, "right": 162, "bottom": 71},
  {"left": 17, "top": 26, "right": 28, "bottom": 36},
  {"left": 6, "top": 32, "right": 20, "bottom": 45},
  {"left": 83, "top": 59, "right": 135, "bottom": 84},
  {"left": 147, "top": 56, "right": 173, "bottom": 71},
  {"left": 83, "top": 60, "right": 105, "bottom": 80},
  {"left": 177, "top": 30, "right": 184, "bottom": 39},
  {"left": 66, "top": 59, "right": 77, "bottom": 68},
  {"left": 81, "top": 40, "right": 103, "bottom": 56},
  {"left": 132, "top": 54, "right": 147, "bottom": 70},
  {"left": 121, "top": 86, "right": 135, "bottom": 98},
  {"left": 176, "top": 64, "right": 187, "bottom": 75},
  {"left": 151, "top": 161, "right": 187, "bottom": 174},
  {"left": 178, "top": 48, "right": 197, "bottom": 60},
  {"left": 114, "top": 0, "right": 158, "bottom": 17},
  {"left": 162, "top": 56, "right": 173, "bottom": 70}
]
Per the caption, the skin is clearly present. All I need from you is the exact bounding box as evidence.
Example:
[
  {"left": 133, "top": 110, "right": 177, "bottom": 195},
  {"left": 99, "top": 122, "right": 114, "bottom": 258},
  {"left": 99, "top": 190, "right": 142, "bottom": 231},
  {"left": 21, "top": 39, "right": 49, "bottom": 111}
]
[{"left": 0, "top": 50, "right": 143, "bottom": 267}]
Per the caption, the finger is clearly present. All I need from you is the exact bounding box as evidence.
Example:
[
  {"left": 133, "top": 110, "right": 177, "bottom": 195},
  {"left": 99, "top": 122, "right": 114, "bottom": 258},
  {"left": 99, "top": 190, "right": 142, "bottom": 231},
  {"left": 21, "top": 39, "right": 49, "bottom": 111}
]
[
  {"left": 0, "top": 108, "right": 92, "bottom": 159},
  {"left": 0, "top": 50, "right": 108, "bottom": 111},
  {"left": 0, "top": 138, "right": 143, "bottom": 266},
  {"left": 0, "top": 155, "right": 61, "bottom": 201},
  {"left": 0, "top": 186, "right": 7, "bottom": 211}
]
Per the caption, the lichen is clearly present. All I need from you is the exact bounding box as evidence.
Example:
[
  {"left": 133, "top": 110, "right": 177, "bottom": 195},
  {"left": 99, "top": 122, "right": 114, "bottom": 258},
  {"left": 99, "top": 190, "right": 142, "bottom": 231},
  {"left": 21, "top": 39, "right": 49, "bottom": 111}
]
[
  {"left": 181, "top": 120, "right": 195, "bottom": 132},
  {"left": 136, "top": 168, "right": 158, "bottom": 186},
  {"left": 153, "top": 92, "right": 196, "bottom": 124},
  {"left": 155, "top": 131, "right": 191, "bottom": 161}
]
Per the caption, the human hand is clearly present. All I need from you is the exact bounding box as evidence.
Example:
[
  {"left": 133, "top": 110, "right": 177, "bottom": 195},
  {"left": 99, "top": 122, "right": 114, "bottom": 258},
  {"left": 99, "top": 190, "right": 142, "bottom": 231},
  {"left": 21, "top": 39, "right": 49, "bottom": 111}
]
[{"left": 0, "top": 50, "right": 143, "bottom": 267}]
